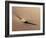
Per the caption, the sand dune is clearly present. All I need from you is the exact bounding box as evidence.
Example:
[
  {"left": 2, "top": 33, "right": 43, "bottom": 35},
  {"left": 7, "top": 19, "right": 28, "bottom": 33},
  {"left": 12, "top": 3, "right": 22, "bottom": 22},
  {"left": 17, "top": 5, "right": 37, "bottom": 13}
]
[{"left": 12, "top": 7, "right": 40, "bottom": 31}]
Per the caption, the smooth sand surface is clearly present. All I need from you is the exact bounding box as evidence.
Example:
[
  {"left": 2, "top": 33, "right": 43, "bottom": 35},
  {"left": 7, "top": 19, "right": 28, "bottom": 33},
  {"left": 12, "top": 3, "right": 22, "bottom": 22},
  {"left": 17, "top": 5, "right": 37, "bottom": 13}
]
[{"left": 12, "top": 7, "right": 40, "bottom": 31}]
